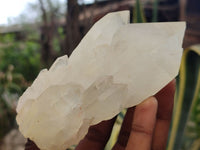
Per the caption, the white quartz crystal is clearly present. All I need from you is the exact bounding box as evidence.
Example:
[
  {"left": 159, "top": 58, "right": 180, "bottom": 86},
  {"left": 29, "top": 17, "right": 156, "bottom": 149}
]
[{"left": 16, "top": 11, "right": 185, "bottom": 150}]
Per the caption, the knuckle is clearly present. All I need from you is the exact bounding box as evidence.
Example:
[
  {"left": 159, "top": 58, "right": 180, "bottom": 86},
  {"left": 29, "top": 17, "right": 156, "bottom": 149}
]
[{"left": 131, "top": 123, "right": 153, "bottom": 136}]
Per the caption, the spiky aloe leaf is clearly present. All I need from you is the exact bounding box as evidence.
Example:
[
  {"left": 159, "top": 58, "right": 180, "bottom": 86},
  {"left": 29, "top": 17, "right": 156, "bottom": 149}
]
[
  {"left": 133, "top": 0, "right": 146, "bottom": 23},
  {"left": 167, "top": 45, "right": 200, "bottom": 150},
  {"left": 152, "top": 0, "right": 159, "bottom": 22},
  {"left": 104, "top": 110, "right": 126, "bottom": 150}
]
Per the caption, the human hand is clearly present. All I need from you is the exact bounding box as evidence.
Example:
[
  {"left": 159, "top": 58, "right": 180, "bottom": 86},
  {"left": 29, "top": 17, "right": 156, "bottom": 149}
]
[{"left": 75, "top": 80, "right": 175, "bottom": 150}]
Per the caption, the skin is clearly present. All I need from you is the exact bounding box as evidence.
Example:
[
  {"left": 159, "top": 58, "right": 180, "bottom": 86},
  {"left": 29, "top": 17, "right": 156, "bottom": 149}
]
[{"left": 25, "top": 80, "right": 175, "bottom": 150}]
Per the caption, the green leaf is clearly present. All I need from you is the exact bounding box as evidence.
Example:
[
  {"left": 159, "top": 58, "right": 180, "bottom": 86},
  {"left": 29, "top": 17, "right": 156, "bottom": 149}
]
[
  {"left": 133, "top": 0, "right": 146, "bottom": 23},
  {"left": 104, "top": 109, "right": 126, "bottom": 150},
  {"left": 167, "top": 45, "right": 200, "bottom": 150},
  {"left": 152, "top": 0, "right": 159, "bottom": 22}
]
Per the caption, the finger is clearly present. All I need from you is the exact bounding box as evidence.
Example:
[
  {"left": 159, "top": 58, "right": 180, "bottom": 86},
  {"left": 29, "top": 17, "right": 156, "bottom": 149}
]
[
  {"left": 152, "top": 80, "right": 176, "bottom": 150},
  {"left": 75, "top": 117, "right": 117, "bottom": 150},
  {"left": 155, "top": 80, "right": 175, "bottom": 119},
  {"left": 126, "top": 97, "right": 158, "bottom": 150},
  {"left": 25, "top": 139, "right": 40, "bottom": 150},
  {"left": 112, "top": 108, "right": 135, "bottom": 150}
]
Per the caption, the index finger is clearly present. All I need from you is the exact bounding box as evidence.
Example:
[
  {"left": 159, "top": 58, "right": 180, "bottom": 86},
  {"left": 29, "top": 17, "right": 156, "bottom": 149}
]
[{"left": 126, "top": 97, "right": 158, "bottom": 150}]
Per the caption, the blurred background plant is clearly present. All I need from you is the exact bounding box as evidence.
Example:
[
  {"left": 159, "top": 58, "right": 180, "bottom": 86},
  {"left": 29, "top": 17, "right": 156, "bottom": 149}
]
[
  {"left": 0, "top": 32, "right": 41, "bottom": 143},
  {"left": 0, "top": 0, "right": 200, "bottom": 149},
  {"left": 168, "top": 45, "right": 200, "bottom": 150}
]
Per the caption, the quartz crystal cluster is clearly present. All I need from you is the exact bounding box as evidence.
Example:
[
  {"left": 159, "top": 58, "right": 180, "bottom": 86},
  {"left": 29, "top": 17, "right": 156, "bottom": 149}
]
[{"left": 16, "top": 11, "right": 185, "bottom": 150}]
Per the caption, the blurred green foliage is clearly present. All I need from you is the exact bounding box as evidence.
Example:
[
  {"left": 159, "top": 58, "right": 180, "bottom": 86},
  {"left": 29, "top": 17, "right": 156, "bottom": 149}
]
[
  {"left": 0, "top": 33, "right": 41, "bottom": 139},
  {"left": 0, "top": 33, "right": 41, "bottom": 81},
  {"left": 0, "top": 65, "right": 20, "bottom": 138},
  {"left": 183, "top": 92, "right": 200, "bottom": 150}
]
